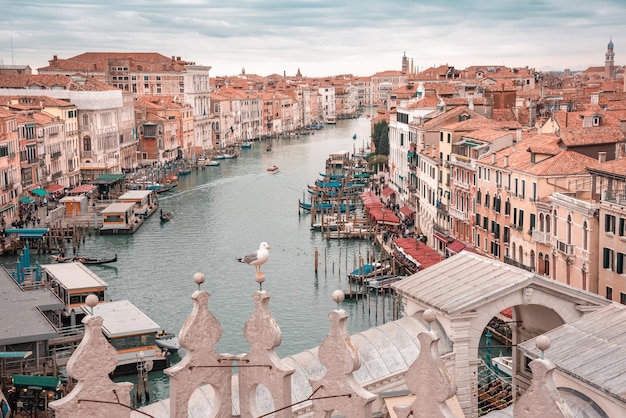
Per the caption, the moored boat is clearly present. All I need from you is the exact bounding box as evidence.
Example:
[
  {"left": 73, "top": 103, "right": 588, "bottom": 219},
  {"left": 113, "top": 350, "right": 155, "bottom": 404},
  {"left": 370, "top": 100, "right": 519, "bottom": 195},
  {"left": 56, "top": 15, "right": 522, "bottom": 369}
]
[
  {"left": 205, "top": 159, "right": 220, "bottom": 166},
  {"left": 84, "top": 300, "right": 171, "bottom": 376},
  {"left": 348, "top": 262, "right": 391, "bottom": 281},
  {"left": 491, "top": 355, "right": 513, "bottom": 377},
  {"left": 155, "top": 331, "right": 180, "bottom": 353},
  {"left": 267, "top": 165, "right": 279, "bottom": 174}
]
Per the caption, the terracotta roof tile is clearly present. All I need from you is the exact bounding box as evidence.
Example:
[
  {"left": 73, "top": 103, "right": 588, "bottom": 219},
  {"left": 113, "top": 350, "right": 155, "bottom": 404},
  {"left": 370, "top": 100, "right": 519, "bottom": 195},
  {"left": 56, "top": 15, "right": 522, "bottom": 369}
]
[{"left": 559, "top": 126, "right": 625, "bottom": 146}]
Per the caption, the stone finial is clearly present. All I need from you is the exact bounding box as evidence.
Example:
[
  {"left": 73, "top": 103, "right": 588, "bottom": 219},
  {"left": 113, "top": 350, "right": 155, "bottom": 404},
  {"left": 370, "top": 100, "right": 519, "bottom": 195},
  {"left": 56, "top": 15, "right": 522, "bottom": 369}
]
[
  {"left": 165, "top": 289, "right": 232, "bottom": 418},
  {"left": 239, "top": 291, "right": 294, "bottom": 417},
  {"left": 193, "top": 272, "right": 205, "bottom": 289},
  {"left": 49, "top": 315, "right": 133, "bottom": 418},
  {"left": 536, "top": 335, "right": 551, "bottom": 358},
  {"left": 85, "top": 294, "right": 99, "bottom": 314},
  {"left": 513, "top": 358, "right": 575, "bottom": 418},
  {"left": 309, "top": 308, "right": 376, "bottom": 417},
  {"left": 394, "top": 330, "right": 457, "bottom": 418}
]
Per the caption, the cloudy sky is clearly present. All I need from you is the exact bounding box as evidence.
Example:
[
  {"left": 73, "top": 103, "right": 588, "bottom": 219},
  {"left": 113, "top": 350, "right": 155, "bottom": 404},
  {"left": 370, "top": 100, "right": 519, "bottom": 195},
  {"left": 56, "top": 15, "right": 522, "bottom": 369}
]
[{"left": 2, "top": 0, "right": 625, "bottom": 77}]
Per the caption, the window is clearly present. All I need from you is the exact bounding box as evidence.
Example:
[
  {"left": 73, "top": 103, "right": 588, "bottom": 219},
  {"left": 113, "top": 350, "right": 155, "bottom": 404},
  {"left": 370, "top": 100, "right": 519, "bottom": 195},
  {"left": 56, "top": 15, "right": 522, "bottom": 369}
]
[
  {"left": 532, "top": 182, "right": 537, "bottom": 201},
  {"left": 583, "top": 221, "right": 588, "bottom": 251},
  {"left": 521, "top": 180, "right": 525, "bottom": 199},
  {"left": 617, "top": 253, "right": 625, "bottom": 275},
  {"left": 603, "top": 248, "right": 614, "bottom": 270},
  {"left": 477, "top": 190, "right": 481, "bottom": 206},
  {"left": 619, "top": 218, "right": 625, "bottom": 237},
  {"left": 530, "top": 213, "right": 536, "bottom": 231},
  {"left": 485, "top": 192, "right": 490, "bottom": 208},
  {"left": 606, "top": 286, "right": 613, "bottom": 301},
  {"left": 605, "top": 214, "right": 616, "bottom": 233},
  {"left": 621, "top": 293, "right": 626, "bottom": 305},
  {"left": 83, "top": 136, "right": 91, "bottom": 151},
  {"left": 504, "top": 227, "right": 510, "bottom": 243},
  {"left": 519, "top": 210, "right": 524, "bottom": 228},
  {"left": 504, "top": 198, "right": 510, "bottom": 216}
]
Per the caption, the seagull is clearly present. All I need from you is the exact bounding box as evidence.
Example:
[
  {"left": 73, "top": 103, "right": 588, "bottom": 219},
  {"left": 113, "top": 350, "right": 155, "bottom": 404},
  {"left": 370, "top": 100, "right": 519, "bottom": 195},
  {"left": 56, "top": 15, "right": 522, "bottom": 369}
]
[{"left": 236, "top": 242, "right": 271, "bottom": 276}]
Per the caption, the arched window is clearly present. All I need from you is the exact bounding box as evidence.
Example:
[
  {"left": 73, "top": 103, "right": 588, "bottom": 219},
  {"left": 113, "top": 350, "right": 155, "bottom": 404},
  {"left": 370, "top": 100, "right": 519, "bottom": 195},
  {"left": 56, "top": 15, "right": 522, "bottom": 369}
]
[
  {"left": 530, "top": 250, "right": 536, "bottom": 271},
  {"left": 539, "top": 213, "right": 544, "bottom": 232},
  {"left": 538, "top": 252, "right": 544, "bottom": 274},
  {"left": 567, "top": 215, "right": 572, "bottom": 244},
  {"left": 83, "top": 135, "right": 91, "bottom": 151},
  {"left": 512, "top": 243, "right": 516, "bottom": 261},
  {"left": 82, "top": 114, "right": 89, "bottom": 126},
  {"left": 546, "top": 214, "right": 551, "bottom": 233},
  {"left": 583, "top": 221, "right": 588, "bottom": 251},
  {"left": 553, "top": 210, "right": 558, "bottom": 236},
  {"left": 518, "top": 246, "right": 524, "bottom": 265},
  {"left": 544, "top": 254, "right": 550, "bottom": 277},
  {"left": 477, "top": 189, "right": 482, "bottom": 206},
  {"left": 505, "top": 198, "right": 511, "bottom": 216},
  {"left": 485, "top": 192, "right": 490, "bottom": 208}
]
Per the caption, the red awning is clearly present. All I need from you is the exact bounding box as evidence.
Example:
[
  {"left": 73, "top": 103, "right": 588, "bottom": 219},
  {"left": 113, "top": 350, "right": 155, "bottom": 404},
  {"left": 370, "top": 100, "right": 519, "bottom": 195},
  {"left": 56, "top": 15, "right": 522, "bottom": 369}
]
[
  {"left": 433, "top": 231, "right": 448, "bottom": 242},
  {"left": 368, "top": 208, "right": 401, "bottom": 225},
  {"left": 67, "top": 184, "right": 97, "bottom": 195},
  {"left": 381, "top": 187, "right": 395, "bottom": 197},
  {"left": 45, "top": 184, "right": 65, "bottom": 193},
  {"left": 399, "top": 205, "right": 415, "bottom": 217},
  {"left": 447, "top": 240, "right": 467, "bottom": 254}
]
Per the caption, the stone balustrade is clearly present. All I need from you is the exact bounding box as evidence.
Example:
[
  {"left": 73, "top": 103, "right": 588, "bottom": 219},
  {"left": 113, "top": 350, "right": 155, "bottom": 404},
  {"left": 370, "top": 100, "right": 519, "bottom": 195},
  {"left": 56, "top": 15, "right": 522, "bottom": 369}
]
[{"left": 49, "top": 273, "right": 574, "bottom": 418}]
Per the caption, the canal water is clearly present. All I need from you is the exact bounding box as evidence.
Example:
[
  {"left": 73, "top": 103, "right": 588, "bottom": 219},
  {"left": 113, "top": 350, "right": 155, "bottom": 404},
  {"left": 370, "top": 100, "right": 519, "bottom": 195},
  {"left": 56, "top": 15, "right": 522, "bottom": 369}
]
[{"left": 2, "top": 115, "right": 398, "bottom": 401}]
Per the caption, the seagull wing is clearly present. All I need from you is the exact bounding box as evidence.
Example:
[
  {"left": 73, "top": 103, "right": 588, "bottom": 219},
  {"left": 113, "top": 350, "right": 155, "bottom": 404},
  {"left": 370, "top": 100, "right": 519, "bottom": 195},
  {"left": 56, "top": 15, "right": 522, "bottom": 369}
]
[{"left": 238, "top": 250, "right": 259, "bottom": 265}]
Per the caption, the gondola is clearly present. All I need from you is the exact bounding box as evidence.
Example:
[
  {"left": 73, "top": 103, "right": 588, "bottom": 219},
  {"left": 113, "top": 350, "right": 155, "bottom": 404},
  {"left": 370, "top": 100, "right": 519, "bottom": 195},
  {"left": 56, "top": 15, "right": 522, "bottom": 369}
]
[
  {"left": 49, "top": 254, "right": 118, "bottom": 265},
  {"left": 160, "top": 210, "right": 173, "bottom": 223}
]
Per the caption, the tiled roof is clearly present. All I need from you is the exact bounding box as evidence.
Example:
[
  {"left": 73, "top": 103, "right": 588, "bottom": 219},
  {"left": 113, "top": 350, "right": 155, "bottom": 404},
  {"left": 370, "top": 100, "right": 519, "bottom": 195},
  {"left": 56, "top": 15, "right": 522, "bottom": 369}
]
[
  {"left": 0, "top": 74, "right": 72, "bottom": 89},
  {"left": 587, "top": 157, "right": 626, "bottom": 177},
  {"left": 407, "top": 95, "right": 438, "bottom": 109},
  {"left": 38, "top": 52, "right": 189, "bottom": 73},
  {"left": 478, "top": 134, "right": 599, "bottom": 176},
  {"left": 492, "top": 108, "right": 517, "bottom": 122},
  {"left": 462, "top": 128, "right": 512, "bottom": 143},
  {"left": 559, "top": 126, "right": 625, "bottom": 146}
]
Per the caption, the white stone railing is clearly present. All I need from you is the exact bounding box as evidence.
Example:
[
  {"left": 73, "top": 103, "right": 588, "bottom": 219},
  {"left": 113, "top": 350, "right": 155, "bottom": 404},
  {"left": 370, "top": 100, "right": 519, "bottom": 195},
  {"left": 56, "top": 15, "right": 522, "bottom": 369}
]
[{"left": 48, "top": 273, "right": 575, "bottom": 418}]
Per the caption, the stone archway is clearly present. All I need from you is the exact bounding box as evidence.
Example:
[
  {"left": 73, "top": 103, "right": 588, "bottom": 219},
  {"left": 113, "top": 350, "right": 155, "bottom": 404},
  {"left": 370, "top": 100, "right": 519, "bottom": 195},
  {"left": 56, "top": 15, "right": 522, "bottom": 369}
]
[{"left": 393, "top": 251, "right": 609, "bottom": 417}]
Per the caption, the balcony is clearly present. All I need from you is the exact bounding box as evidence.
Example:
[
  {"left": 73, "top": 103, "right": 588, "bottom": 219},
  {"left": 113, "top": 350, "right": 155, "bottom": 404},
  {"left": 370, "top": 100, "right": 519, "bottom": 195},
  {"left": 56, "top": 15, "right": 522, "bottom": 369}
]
[
  {"left": 532, "top": 230, "right": 551, "bottom": 245},
  {"left": 455, "top": 181, "right": 470, "bottom": 191},
  {"left": 433, "top": 223, "right": 450, "bottom": 236},
  {"left": 51, "top": 151, "right": 62, "bottom": 159},
  {"left": 449, "top": 206, "right": 470, "bottom": 221},
  {"left": 556, "top": 239, "right": 575, "bottom": 256},
  {"left": 504, "top": 256, "right": 534, "bottom": 272}
]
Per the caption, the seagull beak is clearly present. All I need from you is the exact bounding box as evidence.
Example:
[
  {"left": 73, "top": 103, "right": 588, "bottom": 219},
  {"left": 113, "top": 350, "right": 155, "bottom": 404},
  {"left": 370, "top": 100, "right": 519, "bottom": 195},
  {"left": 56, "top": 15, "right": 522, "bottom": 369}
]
[{"left": 267, "top": 245, "right": 272, "bottom": 249}]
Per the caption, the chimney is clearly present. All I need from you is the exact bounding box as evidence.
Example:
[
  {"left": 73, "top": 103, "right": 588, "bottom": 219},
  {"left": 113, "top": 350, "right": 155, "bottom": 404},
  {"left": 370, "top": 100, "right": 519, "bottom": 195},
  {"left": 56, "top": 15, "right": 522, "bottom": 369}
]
[
  {"left": 598, "top": 151, "right": 607, "bottom": 163},
  {"left": 620, "top": 119, "right": 626, "bottom": 134},
  {"left": 504, "top": 155, "right": 509, "bottom": 167},
  {"left": 491, "top": 152, "right": 496, "bottom": 164},
  {"left": 516, "top": 128, "right": 522, "bottom": 143}
]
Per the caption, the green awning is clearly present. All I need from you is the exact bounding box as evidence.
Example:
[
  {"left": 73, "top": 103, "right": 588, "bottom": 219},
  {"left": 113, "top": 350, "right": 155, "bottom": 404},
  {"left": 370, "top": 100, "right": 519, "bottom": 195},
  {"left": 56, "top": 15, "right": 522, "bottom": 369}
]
[
  {"left": 96, "top": 174, "right": 126, "bottom": 180},
  {"left": 30, "top": 188, "right": 48, "bottom": 197},
  {"left": 5, "top": 228, "right": 49, "bottom": 238},
  {"left": 12, "top": 374, "right": 59, "bottom": 390},
  {"left": 407, "top": 151, "right": 415, "bottom": 158},
  {"left": 20, "top": 196, "right": 34, "bottom": 203},
  {"left": 0, "top": 351, "right": 32, "bottom": 359}
]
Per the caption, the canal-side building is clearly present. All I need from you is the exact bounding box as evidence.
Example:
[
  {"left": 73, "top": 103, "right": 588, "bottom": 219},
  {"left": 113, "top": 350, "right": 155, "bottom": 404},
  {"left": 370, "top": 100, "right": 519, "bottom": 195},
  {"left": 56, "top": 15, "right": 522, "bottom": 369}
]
[
  {"left": 0, "top": 109, "right": 20, "bottom": 223},
  {"left": 588, "top": 157, "right": 626, "bottom": 303},
  {"left": 37, "top": 53, "right": 214, "bottom": 153}
]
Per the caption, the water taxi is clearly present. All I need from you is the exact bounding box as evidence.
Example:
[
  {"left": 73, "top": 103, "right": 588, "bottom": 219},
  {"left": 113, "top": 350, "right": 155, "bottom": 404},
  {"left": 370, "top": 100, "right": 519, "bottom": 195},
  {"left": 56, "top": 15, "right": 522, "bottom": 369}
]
[
  {"left": 117, "top": 190, "right": 159, "bottom": 219},
  {"left": 41, "top": 262, "right": 109, "bottom": 326},
  {"left": 491, "top": 354, "right": 513, "bottom": 377},
  {"left": 83, "top": 300, "right": 171, "bottom": 376},
  {"left": 100, "top": 202, "right": 143, "bottom": 235}
]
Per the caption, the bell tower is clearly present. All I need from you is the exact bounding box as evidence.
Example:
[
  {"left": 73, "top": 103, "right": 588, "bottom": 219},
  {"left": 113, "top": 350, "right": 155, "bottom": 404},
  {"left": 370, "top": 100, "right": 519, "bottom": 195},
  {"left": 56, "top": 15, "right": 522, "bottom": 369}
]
[{"left": 605, "top": 38, "right": 615, "bottom": 80}]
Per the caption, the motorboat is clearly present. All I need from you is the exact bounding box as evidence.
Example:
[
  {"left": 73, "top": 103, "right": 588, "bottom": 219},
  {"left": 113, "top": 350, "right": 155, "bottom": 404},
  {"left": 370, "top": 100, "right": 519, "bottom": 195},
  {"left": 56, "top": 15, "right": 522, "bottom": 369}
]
[
  {"left": 491, "top": 354, "right": 513, "bottom": 377},
  {"left": 205, "top": 159, "right": 220, "bottom": 166},
  {"left": 267, "top": 165, "right": 279, "bottom": 174},
  {"left": 155, "top": 331, "right": 180, "bottom": 353}
]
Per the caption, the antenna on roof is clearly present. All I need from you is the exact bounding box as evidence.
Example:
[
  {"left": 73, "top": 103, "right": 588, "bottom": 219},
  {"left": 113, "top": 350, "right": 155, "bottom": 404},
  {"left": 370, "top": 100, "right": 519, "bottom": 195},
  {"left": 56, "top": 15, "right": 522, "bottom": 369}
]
[{"left": 11, "top": 32, "right": 14, "bottom": 65}]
